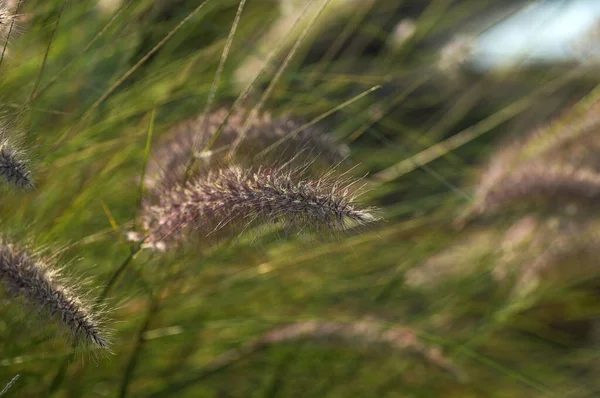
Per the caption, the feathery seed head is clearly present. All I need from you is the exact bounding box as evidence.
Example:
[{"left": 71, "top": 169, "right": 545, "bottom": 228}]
[
  {"left": 0, "top": 138, "right": 32, "bottom": 189},
  {"left": 460, "top": 99, "right": 600, "bottom": 225},
  {"left": 0, "top": 239, "right": 108, "bottom": 349},
  {"left": 145, "top": 108, "right": 349, "bottom": 191},
  {"left": 472, "top": 163, "right": 600, "bottom": 216},
  {"left": 501, "top": 223, "right": 600, "bottom": 297},
  {"left": 252, "top": 320, "right": 465, "bottom": 380},
  {"left": 136, "top": 166, "right": 377, "bottom": 250}
]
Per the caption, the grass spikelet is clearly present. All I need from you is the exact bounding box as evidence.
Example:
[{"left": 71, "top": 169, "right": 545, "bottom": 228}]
[
  {"left": 471, "top": 163, "right": 600, "bottom": 216},
  {"left": 0, "top": 136, "right": 32, "bottom": 189},
  {"left": 510, "top": 99, "right": 600, "bottom": 163},
  {"left": 458, "top": 99, "right": 600, "bottom": 226},
  {"left": 259, "top": 320, "right": 465, "bottom": 379},
  {"left": 137, "top": 165, "right": 376, "bottom": 250},
  {"left": 145, "top": 108, "right": 349, "bottom": 190},
  {"left": 0, "top": 239, "right": 108, "bottom": 349},
  {"left": 510, "top": 226, "right": 600, "bottom": 297},
  {"left": 199, "top": 320, "right": 465, "bottom": 382},
  {"left": 405, "top": 230, "right": 497, "bottom": 289}
]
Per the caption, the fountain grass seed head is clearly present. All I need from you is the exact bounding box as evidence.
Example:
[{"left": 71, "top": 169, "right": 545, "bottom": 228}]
[
  {"left": 136, "top": 165, "right": 377, "bottom": 251},
  {"left": 0, "top": 238, "right": 109, "bottom": 349},
  {"left": 145, "top": 107, "right": 349, "bottom": 191}
]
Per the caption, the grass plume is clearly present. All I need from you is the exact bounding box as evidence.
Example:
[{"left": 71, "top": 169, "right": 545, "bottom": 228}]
[
  {"left": 136, "top": 165, "right": 376, "bottom": 250},
  {"left": 461, "top": 99, "right": 600, "bottom": 223},
  {"left": 184, "top": 320, "right": 464, "bottom": 386},
  {"left": 145, "top": 108, "right": 349, "bottom": 190},
  {"left": 470, "top": 163, "right": 600, "bottom": 217},
  {"left": 0, "top": 132, "right": 32, "bottom": 189},
  {"left": 510, "top": 225, "right": 600, "bottom": 296},
  {"left": 0, "top": 238, "right": 108, "bottom": 349}
]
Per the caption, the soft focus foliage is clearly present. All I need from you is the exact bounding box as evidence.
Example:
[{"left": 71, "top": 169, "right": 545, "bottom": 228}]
[{"left": 1, "top": 0, "right": 600, "bottom": 397}]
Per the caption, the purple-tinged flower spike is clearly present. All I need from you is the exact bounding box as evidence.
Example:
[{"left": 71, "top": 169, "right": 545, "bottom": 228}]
[
  {"left": 0, "top": 138, "right": 32, "bottom": 189},
  {"left": 198, "top": 319, "right": 466, "bottom": 382},
  {"left": 145, "top": 108, "right": 349, "bottom": 190},
  {"left": 472, "top": 163, "right": 600, "bottom": 216},
  {"left": 136, "top": 166, "right": 377, "bottom": 251},
  {"left": 0, "top": 239, "right": 109, "bottom": 349}
]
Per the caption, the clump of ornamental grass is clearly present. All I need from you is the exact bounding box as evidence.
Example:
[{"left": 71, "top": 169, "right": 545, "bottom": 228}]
[
  {"left": 0, "top": 238, "right": 109, "bottom": 350},
  {"left": 144, "top": 108, "right": 349, "bottom": 191},
  {"left": 199, "top": 319, "right": 466, "bottom": 382},
  {"left": 134, "top": 165, "right": 377, "bottom": 251}
]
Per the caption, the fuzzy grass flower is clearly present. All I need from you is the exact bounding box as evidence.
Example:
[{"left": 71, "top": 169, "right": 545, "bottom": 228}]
[
  {"left": 136, "top": 165, "right": 377, "bottom": 250},
  {"left": 0, "top": 239, "right": 108, "bottom": 349}
]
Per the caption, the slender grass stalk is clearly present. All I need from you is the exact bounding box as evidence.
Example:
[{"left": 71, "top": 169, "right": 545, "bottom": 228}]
[
  {"left": 27, "top": 0, "right": 68, "bottom": 105},
  {"left": 0, "top": 0, "right": 22, "bottom": 69},
  {"left": 54, "top": 0, "right": 212, "bottom": 148},
  {"left": 195, "top": 0, "right": 318, "bottom": 179},
  {"left": 47, "top": 112, "right": 153, "bottom": 393},
  {"left": 138, "top": 108, "right": 156, "bottom": 210},
  {"left": 227, "top": 0, "right": 333, "bottom": 158},
  {"left": 371, "top": 65, "right": 588, "bottom": 184},
  {"left": 31, "top": 0, "right": 134, "bottom": 102},
  {"left": 0, "top": 374, "right": 18, "bottom": 397},
  {"left": 255, "top": 85, "right": 379, "bottom": 160},
  {"left": 118, "top": 292, "right": 159, "bottom": 398},
  {"left": 190, "top": 0, "right": 247, "bottom": 174}
]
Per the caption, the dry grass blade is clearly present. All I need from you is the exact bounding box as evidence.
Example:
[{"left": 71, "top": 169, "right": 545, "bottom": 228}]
[
  {"left": 31, "top": 0, "right": 134, "bottom": 102},
  {"left": 372, "top": 66, "right": 588, "bottom": 184},
  {"left": 0, "top": 374, "right": 19, "bottom": 397},
  {"left": 0, "top": 0, "right": 21, "bottom": 69},
  {"left": 192, "top": 0, "right": 247, "bottom": 164},
  {"left": 26, "top": 0, "right": 68, "bottom": 105},
  {"left": 54, "top": 0, "right": 212, "bottom": 148},
  {"left": 227, "top": 0, "right": 333, "bottom": 158}
]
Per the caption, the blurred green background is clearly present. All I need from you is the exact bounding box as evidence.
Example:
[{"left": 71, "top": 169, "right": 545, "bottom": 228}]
[{"left": 2, "top": 0, "right": 600, "bottom": 396}]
